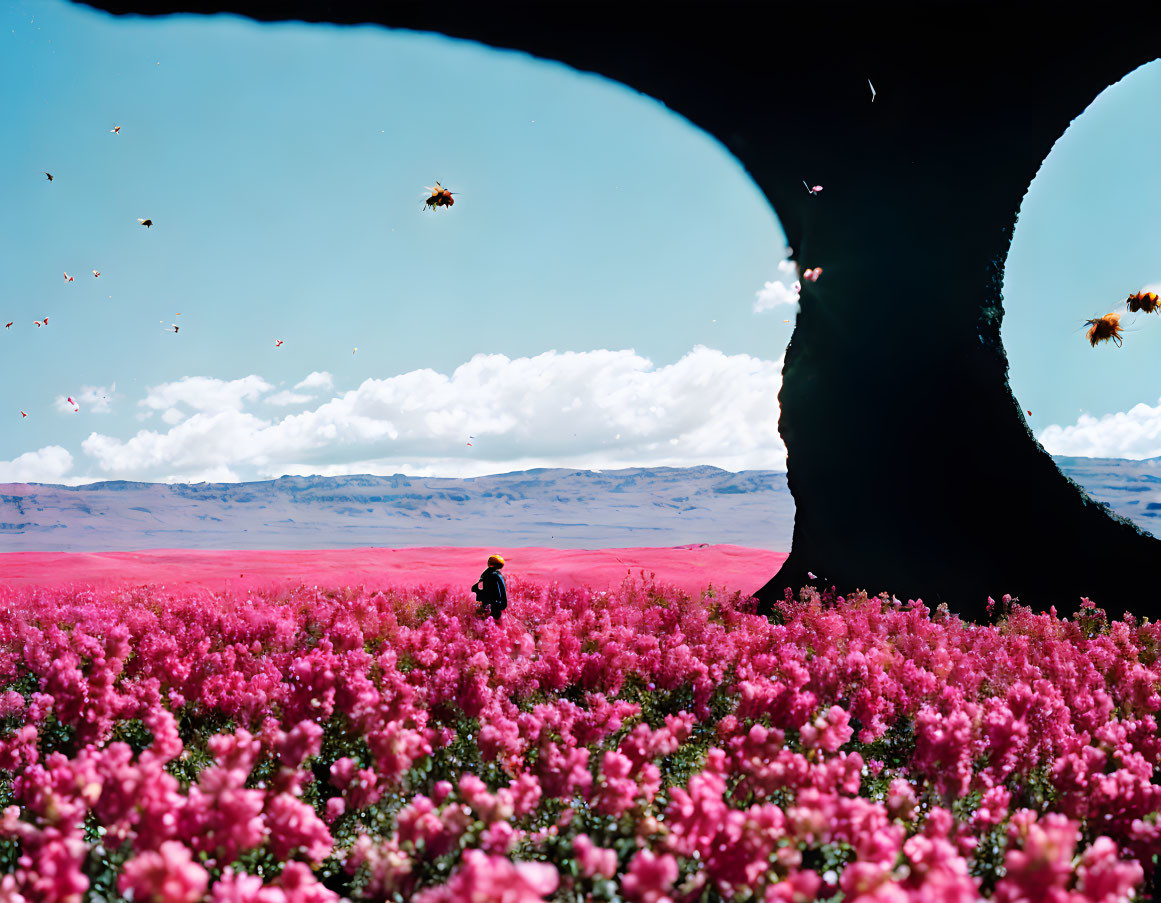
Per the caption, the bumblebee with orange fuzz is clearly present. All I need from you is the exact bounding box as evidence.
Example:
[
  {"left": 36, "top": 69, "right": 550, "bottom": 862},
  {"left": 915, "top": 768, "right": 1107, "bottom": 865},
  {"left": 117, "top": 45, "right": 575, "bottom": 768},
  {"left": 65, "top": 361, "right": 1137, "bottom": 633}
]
[
  {"left": 423, "top": 181, "right": 455, "bottom": 211},
  {"left": 1125, "top": 291, "right": 1161, "bottom": 314},
  {"left": 1085, "top": 313, "right": 1124, "bottom": 347}
]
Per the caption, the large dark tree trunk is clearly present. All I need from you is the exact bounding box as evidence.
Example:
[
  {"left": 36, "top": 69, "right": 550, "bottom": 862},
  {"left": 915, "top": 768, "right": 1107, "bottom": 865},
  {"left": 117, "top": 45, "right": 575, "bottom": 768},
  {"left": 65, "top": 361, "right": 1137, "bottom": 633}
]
[{"left": 81, "top": 0, "right": 1161, "bottom": 618}]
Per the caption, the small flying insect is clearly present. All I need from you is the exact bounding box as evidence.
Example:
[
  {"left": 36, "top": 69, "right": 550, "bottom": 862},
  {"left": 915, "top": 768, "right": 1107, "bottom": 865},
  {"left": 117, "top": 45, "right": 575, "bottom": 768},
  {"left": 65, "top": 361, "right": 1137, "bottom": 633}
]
[
  {"left": 275, "top": 340, "right": 284, "bottom": 347},
  {"left": 803, "top": 181, "right": 823, "bottom": 196},
  {"left": 92, "top": 270, "right": 100, "bottom": 278},
  {"left": 1084, "top": 312, "right": 1124, "bottom": 347},
  {"left": 63, "top": 272, "right": 73, "bottom": 282},
  {"left": 20, "top": 411, "right": 26, "bottom": 418},
  {"left": 423, "top": 181, "right": 455, "bottom": 211},
  {"left": 4, "top": 323, "right": 11, "bottom": 329},
  {"left": 110, "top": 125, "right": 120, "bottom": 135},
  {"left": 802, "top": 267, "right": 822, "bottom": 283},
  {"left": 138, "top": 218, "right": 153, "bottom": 228},
  {"left": 42, "top": 172, "right": 53, "bottom": 181},
  {"left": 1125, "top": 291, "right": 1161, "bottom": 314}
]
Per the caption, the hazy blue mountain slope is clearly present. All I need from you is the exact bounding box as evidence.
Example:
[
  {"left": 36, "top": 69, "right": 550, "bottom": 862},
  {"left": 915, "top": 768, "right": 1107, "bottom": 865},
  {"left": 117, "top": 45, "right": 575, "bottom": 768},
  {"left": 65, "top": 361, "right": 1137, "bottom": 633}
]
[
  {"left": 0, "top": 466, "right": 793, "bottom": 552},
  {"left": 1, "top": 458, "right": 1154, "bottom": 554}
]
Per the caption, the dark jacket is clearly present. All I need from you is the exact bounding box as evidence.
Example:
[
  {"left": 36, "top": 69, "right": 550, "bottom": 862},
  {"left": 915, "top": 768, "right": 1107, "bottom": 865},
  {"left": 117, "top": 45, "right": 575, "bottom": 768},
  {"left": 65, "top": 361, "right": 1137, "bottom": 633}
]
[
  {"left": 479, "top": 567, "right": 507, "bottom": 605},
  {"left": 475, "top": 566, "right": 507, "bottom": 619}
]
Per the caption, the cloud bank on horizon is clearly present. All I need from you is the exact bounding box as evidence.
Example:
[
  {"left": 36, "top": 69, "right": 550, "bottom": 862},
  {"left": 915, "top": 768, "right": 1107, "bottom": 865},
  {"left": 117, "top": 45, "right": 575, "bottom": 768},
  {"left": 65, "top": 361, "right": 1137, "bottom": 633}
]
[{"left": 0, "top": 347, "right": 786, "bottom": 484}]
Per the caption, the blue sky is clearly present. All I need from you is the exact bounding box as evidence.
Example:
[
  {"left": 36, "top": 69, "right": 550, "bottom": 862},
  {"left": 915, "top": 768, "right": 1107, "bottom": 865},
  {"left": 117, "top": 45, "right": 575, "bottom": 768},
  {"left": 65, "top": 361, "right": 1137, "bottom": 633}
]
[
  {"left": 1004, "top": 60, "right": 1161, "bottom": 457},
  {"left": 0, "top": 0, "right": 1158, "bottom": 484}
]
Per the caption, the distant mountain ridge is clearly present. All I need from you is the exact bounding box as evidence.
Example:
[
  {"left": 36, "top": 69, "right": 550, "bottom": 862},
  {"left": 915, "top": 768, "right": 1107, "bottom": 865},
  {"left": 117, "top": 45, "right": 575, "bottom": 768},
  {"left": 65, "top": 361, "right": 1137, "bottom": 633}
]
[
  {"left": 0, "top": 466, "right": 793, "bottom": 552},
  {"left": 1052, "top": 456, "right": 1161, "bottom": 531},
  {"left": 0, "top": 458, "right": 1157, "bottom": 554}
]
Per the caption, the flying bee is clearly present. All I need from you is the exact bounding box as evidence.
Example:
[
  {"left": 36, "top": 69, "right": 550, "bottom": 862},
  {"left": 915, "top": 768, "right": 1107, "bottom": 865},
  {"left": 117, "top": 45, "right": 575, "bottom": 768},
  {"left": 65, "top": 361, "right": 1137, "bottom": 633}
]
[
  {"left": 1125, "top": 291, "right": 1161, "bottom": 314},
  {"left": 1084, "top": 312, "right": 1124, "bottom": 347},
  {"left": 423, "top": 181, "right": 455, "bottom": 211}
]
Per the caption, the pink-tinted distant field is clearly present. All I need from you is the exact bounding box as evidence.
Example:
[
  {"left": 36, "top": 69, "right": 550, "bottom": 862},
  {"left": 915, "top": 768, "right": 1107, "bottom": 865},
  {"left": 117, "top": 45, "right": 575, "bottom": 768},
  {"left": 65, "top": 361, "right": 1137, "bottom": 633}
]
[{"left": 0, "top": 543, "right": 786, "bottom": 596}]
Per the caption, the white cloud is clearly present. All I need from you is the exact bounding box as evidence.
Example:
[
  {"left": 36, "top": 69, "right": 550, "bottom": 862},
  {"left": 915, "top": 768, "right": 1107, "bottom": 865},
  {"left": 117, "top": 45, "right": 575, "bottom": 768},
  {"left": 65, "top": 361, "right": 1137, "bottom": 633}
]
[
  {"left": 55, "top": 385, "right": 116, "bottom": 415},
  {"left": 295, "top": 371, "right": 334, "bottom": 391},
  {"left": 77, "top": 385, "right": 115, "bottom": 414},
  {"left": 753, "top": 258, "right": 800, "bottom": 312},
  {"left": 1144, "top": 282, "right": 1161, "bottom": 296},
  {"left": 79, "top": 347, "right": 788, "bottom": 481},
  {"left": 0, "top": 445, "right": 73, "bottom": 483},
  {"left": 267, "top": 390, "right": 314, "bottom": 406},
  {"left": 139, "top": 375, "right": 273, "bottom": 422},
  {"left": 267, "top": 371, "right": 335, "bottom": 407},
  {"left": 1039, "top": 397, "right": 1161, "bottom": 458}
]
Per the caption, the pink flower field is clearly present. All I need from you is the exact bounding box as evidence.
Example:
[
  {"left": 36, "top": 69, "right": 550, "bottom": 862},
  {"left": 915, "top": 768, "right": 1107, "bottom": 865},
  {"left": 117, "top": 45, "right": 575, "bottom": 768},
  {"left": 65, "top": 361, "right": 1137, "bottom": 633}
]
[
  {"left": 0, "top": 544, "right": 787, "bottom": 598},
  {"left": 1, "top": 559, "right": 1160, "bottom": 902}
]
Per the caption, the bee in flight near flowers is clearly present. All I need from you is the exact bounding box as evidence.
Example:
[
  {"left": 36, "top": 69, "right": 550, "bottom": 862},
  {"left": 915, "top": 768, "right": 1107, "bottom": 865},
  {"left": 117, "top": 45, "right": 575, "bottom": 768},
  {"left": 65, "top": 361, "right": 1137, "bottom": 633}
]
[
  {"left": 423, "top": 181, "right": 456, "bottom": 211},
  {"left": 1125, "top": 290, "right": 1160, "bottom": 314},
  {"left": 1084, "top": 312, "right": 1124, "bottom": 347}
]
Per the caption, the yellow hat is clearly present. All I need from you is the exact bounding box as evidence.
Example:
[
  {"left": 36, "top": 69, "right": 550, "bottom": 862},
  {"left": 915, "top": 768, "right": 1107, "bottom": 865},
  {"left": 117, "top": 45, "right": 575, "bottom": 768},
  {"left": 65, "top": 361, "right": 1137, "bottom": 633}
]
[{"left": 488, "top": 554, "right": 505, "bottom": 567}]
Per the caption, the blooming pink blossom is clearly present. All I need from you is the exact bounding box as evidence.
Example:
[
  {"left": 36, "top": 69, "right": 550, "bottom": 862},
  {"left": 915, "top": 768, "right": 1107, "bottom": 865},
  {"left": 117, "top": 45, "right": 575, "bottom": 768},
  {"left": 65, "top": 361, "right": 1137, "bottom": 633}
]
[
  {"left": 119, "top": 841, "right": 209, "bottom": 903},
  {"left": 620, "top": 849, "right": 679, "bottom": 903}
]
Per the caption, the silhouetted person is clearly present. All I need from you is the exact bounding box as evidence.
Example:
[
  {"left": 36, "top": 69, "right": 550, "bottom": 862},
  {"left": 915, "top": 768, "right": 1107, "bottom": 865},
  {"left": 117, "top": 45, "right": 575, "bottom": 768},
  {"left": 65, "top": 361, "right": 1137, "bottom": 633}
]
[{"left": 473, "top": 554, "right": 507, "bottom": 622}]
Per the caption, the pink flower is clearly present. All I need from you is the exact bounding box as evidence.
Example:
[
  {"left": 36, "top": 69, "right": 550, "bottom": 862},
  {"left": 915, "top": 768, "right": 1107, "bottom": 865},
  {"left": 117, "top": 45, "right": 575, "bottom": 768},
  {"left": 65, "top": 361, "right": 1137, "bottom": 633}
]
[
  {"left": 119, "top": 841, "right": 208, "bottom": 903},
  {"left": 211, "top": 868, "right": 286, "bottom": 903},
  {"left": 885, "top": 778, "right": 917, "bottom": 821},
  {"left": 573, "top": 833, "right": 617, "bottom": 879},
  {"left": 974, "top": 786, "right": 1011, "bottom": 828},
  {"left": 1075, "top": 837, "right": 1144, "bottom": 903},
  {"left": 620, "top": 849, "right": 678, "bottom": 903},
  {"left": 412, "top": 849, "right": 557, "bottom": 903},
  {"left": 277, "top": 862, "right": 340, "bottom": 903},
  {"left": 265, "top": 793, "right": 333, "bottom": 863},
  {"left": 765, "top": 871, "right": 823, "bottom": 902},
  {"left": 994, "top": 812, "right": 1079, "bottom": 903}
]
